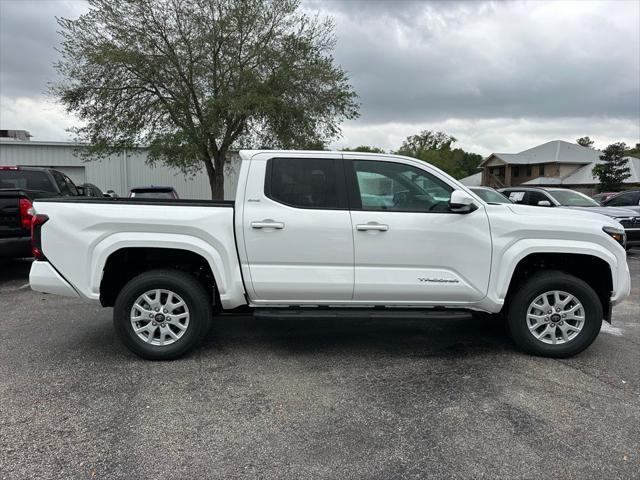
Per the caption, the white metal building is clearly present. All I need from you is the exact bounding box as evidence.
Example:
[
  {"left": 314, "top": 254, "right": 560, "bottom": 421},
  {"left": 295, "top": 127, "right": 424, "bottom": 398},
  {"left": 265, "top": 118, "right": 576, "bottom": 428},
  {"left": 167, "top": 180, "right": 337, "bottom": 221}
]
[{"left": 0, "top": 138, "right": 239, "bottom": 200}]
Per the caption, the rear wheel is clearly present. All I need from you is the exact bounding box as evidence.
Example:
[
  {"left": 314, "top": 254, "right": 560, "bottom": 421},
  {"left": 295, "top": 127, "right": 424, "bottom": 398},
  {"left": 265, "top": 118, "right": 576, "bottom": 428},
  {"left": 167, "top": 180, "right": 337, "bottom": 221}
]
[
  {"left": 507, "top": 271, "right": 602, "bottom": 358},
  {"left": 113, "top": 269, "right": 212, "bottom": 360}
]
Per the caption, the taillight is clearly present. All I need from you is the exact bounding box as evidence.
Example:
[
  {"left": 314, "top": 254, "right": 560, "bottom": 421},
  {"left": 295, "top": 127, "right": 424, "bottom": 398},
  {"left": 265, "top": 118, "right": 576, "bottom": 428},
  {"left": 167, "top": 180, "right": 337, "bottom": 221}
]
[
  {"left": 31, "top": 214, "right": 49, "bottom": 260},
  {"left": 19, "top": 198, "right": 33, "bottom": 230}
]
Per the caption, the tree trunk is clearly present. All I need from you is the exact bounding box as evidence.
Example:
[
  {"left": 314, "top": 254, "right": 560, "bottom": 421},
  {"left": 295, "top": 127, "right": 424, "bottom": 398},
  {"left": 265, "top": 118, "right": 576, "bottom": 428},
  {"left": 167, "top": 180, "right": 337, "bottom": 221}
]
[{"left": 205, "top": 150, "right": 225, "bottom": 200}]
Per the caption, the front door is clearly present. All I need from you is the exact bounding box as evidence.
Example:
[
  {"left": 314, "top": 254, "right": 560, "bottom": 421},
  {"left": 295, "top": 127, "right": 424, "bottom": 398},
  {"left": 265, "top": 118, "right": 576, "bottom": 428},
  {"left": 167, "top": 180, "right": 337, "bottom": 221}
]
[
  {"left": 345, "top": 155, "right": 492, "bottom": 304},
  {"left": 242, "top": 154, "right": 354, "bottom": 302}
]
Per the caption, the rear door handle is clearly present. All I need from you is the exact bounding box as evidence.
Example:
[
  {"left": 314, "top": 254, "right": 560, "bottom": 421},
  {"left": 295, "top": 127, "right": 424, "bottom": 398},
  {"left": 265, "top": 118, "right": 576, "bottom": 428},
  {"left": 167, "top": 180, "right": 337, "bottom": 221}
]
[
  {"left": 356, "top": 223, "right": 389, "bottom": 231},
  {"left": 251, "top": 220, "right": 285, "bottom": 229}
]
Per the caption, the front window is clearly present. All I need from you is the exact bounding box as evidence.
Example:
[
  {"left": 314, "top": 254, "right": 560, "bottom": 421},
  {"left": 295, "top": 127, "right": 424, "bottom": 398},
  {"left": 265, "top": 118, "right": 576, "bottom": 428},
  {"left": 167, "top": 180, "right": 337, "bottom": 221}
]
[
  {"left": 547, "top": 189, "right": 600, "bottom": 207},
  {"left": 51, "top": 171, "right": 72, "bottom": 195},
  {"left": 351, "top": 160, "right": 452, "bottom": 212}
]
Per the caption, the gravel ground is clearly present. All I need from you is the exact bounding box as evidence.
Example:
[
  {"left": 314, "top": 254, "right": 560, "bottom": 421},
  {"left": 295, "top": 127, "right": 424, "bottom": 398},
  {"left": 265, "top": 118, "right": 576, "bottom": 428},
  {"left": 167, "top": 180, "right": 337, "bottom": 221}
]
[{"left": 0, "top": 252, "right": 639, "bottom": 479}]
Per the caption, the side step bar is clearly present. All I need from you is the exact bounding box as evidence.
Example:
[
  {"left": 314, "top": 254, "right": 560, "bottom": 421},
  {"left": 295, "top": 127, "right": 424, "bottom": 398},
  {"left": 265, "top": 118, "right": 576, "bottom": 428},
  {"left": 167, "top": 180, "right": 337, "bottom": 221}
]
[{"left": 253, "top": 307, "right": 472, "bottom": 320}]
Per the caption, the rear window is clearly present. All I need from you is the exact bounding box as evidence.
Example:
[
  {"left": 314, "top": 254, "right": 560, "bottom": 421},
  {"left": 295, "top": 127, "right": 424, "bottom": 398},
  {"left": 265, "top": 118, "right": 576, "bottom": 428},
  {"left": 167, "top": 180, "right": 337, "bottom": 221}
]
[
  {"left": 131, "top": 190, "right": 175, "bottom": 199},
  {"left": 0, "top": 170, "right": 55, "bottom": 192}
]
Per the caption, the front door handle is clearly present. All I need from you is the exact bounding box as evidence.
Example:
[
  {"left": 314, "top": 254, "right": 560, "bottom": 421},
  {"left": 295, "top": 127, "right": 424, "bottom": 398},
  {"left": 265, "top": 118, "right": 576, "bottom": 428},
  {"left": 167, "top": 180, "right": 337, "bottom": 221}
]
[
  {"left": 356, "top": 223, "right": 389, "bottom": 231},
  {"left": 251, "top": 220, "right": 285, "bottom": 229}
]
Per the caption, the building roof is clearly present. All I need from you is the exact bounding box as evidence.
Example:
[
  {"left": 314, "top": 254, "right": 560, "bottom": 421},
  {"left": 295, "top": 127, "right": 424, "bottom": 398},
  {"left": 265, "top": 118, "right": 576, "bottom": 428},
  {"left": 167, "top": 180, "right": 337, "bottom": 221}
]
[
  {"left": 521, "top": 176, "right": 563, "bottom": 185},
  {"left": 562, "top": 156, "right": 640, "bottom": 185},
  {"left": 480, "top": 140, "right": 602, "bottom": 166},
  {"left": 521, "top": 156, "right": 640, "bottom": 186},
  {"left": 458, "top": 171, "right": 483, "bottom": 186}
]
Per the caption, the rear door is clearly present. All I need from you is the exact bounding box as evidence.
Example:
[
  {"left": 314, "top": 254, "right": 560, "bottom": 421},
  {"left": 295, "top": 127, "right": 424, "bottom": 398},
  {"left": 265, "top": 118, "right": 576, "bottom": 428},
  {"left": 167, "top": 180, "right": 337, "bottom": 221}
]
[
  {"left": 242, "top": 153, "right": 354, "bottom": 302},
  {"left": 345, "top": 155, "right": 492, "bottom": 304}
]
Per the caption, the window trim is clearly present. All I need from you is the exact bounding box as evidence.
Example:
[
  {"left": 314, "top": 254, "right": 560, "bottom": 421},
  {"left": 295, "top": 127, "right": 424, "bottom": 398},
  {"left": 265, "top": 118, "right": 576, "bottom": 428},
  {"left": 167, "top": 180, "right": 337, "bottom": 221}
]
[
  {"left": 344, "top": 158, "right": 455, "bottom": 214},
  {"left": 263, "top": 157, "right": 348, "bottom": 210}
]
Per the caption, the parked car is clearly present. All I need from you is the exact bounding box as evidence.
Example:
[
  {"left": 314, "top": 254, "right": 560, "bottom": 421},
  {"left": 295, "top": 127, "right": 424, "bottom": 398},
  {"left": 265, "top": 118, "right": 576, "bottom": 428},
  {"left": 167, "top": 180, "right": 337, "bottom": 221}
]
[
  {"left": 79, "top": 183, "right": 106, "bottom": 198},
  {"left": 500, "top": 186, "right": 640, "bottom": 249},
  {"left": 593, "top": 192, "right": 619, "bottom": 204},
  {"left": 129, "top": 186, "right": 179, "bottom": 199},
  {"left": 29, "top": 151, "right": 630, "bottom": 360},
  {"left": 602, "top": 190, "right": 640, "bottom": 214},
  {"left": 1, "top": 166, "right": 80, "bottom": 258},
  {"left": 469, "top": 186, "right": 512, "bottom": 204}
]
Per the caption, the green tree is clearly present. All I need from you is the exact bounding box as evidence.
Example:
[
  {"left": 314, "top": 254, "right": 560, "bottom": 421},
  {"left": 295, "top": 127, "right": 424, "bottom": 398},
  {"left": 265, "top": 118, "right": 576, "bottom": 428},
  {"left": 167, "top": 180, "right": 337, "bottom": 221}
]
[
  {"left": 398, "top": 130, "right": 457, "bottom": 153},
  {"left": 576, "top": 136, "right": 595, "bottom": 148},
  {"left": 341, "top": 145, "right": 385, "bottom": 153},
  {"left": 54, "top": 0, "right": 359, "bottom": 199},
  {"left": 592, "top": 142, "right": 631, "bottom": 192},
  {"left": 396, "top": 130, "right": 481, "bottom": 179},
  {"left": 625, "top": 143, "right": 640, "bottom": 158}
]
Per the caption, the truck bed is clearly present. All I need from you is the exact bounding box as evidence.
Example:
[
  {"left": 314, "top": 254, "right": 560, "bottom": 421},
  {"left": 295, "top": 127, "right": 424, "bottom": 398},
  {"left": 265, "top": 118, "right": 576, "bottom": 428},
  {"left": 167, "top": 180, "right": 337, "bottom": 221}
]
[{"left": 31, "top": 196, "right": 245, "bottom": 307}]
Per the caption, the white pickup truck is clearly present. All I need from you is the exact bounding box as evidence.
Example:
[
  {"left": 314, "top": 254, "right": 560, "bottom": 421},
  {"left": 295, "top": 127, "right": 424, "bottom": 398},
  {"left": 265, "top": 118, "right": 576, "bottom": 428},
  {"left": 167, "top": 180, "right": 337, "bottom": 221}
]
[{"left": 29, "top": 150, "right": 631, "bottom": 360}]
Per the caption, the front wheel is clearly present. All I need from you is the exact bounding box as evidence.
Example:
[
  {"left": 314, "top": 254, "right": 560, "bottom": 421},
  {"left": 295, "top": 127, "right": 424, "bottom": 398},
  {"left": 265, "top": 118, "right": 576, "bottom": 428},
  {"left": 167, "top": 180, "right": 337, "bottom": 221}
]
[
  {"left": 507, "top": 271, "right": 603, "bottom": 358},
  {"left": 113, "top": 269, "right": 212, "bottom": 360}
]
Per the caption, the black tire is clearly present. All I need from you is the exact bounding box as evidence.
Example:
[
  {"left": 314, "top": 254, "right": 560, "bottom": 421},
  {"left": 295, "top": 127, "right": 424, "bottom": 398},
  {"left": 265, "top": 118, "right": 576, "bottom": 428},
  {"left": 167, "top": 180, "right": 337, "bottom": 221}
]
[
  {"left": 113, "top": 269, "right": 212, "bottom": 360},
  {"left": 506, "top": 271, "right": 602, "bottom": 358}
]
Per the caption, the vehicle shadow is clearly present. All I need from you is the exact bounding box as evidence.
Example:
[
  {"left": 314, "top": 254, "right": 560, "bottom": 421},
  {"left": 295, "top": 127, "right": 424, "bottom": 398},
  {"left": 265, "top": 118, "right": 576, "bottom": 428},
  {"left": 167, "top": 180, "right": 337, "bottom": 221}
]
[
  {"left": 0, "top": 258, "right": 32, "bottom": 285},
  {"left": 202, "top": 313, "right": 513, "bottom": 358}
]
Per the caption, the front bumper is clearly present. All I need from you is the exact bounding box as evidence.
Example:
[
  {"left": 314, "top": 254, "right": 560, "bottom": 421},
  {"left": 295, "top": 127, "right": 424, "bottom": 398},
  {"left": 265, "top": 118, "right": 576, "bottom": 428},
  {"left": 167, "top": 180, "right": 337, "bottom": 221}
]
[
  {"left": 624, "top": 228, "right": 640, "bottom": 246},
  {"left": 0, "top": 236, "right": 31, "bottom": 259},
  {"left": 29, "top": 261, "right": 79, "bottom": 297},
  {"left": 611, "top": 255, "right": 631, "bottom": 305}
]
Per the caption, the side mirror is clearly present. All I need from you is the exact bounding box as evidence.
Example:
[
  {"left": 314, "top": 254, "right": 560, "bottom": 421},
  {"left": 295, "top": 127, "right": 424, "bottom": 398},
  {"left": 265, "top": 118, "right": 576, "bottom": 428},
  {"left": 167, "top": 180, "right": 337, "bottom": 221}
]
[
  {"left": 449, "top": 190, "right": 478, "bottom": 214},
  {"left": 537, "top": 200, "right": 551, "bottom": 207}
]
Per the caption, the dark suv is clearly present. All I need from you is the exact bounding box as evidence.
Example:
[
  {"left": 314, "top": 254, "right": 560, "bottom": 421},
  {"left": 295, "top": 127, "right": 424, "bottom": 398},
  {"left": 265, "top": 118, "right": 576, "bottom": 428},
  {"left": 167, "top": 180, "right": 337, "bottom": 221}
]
[
  {"left": 499, "top": 186, "right": 640, "bottom": 249},
  {"left": 603, "top": 190, "right": 640, "bottom": 214}
]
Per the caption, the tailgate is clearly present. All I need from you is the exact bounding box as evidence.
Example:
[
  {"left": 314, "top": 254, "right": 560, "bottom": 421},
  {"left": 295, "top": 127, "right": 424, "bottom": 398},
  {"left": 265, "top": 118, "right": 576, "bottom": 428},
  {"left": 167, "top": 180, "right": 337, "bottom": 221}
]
[{"left": 0, "top": 191, "right": 25, "bottom": 239}]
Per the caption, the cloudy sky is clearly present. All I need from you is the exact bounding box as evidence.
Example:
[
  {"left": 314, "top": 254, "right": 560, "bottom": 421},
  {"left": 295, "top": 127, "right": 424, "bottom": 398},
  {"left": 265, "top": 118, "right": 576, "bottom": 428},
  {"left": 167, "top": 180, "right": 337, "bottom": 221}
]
[{"left": 0, "top": 0, "right": 638, "bottom": 155}]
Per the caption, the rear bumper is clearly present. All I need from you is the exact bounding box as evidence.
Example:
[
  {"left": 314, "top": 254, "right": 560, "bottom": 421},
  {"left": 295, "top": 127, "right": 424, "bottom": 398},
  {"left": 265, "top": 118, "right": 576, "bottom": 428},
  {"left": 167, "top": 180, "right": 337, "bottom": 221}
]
[
  {"left": 0, "top": 236, "right": 31, "bottom": 258},
  {"left": 29, "top": 261, "right": 79, "bottom": 297}
]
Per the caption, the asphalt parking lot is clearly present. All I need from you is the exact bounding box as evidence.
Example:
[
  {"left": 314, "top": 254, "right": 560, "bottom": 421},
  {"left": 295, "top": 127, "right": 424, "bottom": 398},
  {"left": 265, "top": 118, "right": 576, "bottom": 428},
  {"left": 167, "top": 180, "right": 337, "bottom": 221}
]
[{"left": 0, "top": 254, "right": 639, "bottom": 480}]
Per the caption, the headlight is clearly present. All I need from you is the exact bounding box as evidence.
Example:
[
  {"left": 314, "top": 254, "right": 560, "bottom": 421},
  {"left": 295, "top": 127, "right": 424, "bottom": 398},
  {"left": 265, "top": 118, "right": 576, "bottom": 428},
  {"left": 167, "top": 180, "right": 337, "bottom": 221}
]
[{"left": 603, "top": 226, "right": 626, "bottom": 248}]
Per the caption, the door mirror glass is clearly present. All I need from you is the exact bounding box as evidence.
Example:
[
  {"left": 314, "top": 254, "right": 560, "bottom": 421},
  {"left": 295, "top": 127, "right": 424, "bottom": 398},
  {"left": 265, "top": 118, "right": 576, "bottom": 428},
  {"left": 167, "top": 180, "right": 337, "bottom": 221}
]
[
  {"left": 449, "top": 190, "right": 477, "bottom": 214},
  {"left": 537, "top": 200, "right": 551, "bottom": 207}
]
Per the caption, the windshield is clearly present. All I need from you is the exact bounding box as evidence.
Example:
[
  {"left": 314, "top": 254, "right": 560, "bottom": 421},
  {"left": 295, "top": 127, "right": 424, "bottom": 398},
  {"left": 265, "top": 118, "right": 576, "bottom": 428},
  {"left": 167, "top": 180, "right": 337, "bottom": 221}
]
[
  {"left": 470, "top": 188, "right": 511, "bottom": 204},
  {"left": 547, "top": 189, "right": 599, "bottom": 207}
]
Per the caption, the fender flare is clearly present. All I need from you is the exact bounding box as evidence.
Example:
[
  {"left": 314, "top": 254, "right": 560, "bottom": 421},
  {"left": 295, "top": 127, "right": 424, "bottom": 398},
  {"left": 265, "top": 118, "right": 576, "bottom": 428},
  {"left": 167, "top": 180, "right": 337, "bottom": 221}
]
[
  {"left": 492, "top": 239, "right": 618, "bottom": 302},
  {"left": 89, "top": 232, "right": 235, "bottom": 303}
]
